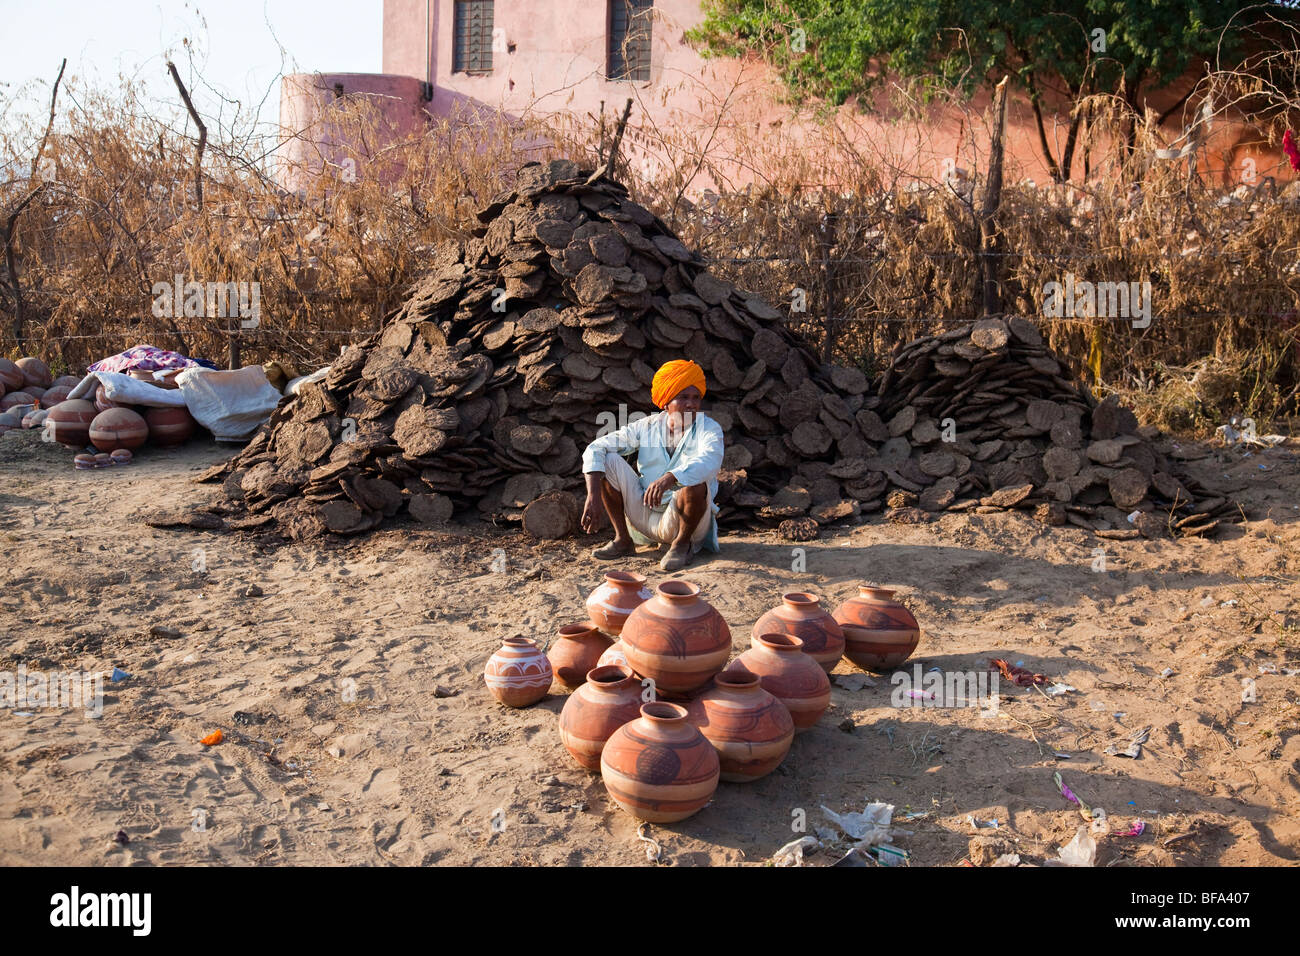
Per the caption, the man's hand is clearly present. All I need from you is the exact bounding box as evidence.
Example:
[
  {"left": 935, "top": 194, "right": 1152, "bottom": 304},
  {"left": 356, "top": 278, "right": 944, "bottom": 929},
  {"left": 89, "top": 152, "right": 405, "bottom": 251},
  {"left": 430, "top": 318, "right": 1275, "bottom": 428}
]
[
  {"left": 582, "top": 473, "right": 607, "bottom": 533},
  {"left": 643, "top": 472, "right": 678, "bottom": 510}
]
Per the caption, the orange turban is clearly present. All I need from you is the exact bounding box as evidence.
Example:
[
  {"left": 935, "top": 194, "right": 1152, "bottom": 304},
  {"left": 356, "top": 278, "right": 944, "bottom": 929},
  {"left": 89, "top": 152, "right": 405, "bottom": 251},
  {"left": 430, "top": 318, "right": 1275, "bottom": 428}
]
[{"left": 651, "top": 360, "right": 707, "bottom": 408}]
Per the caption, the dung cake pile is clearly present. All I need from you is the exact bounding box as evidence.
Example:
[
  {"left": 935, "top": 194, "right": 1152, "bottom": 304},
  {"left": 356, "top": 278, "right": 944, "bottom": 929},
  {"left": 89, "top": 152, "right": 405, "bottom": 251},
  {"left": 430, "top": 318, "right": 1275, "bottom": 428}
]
[
  {"left": 199, "top": 160, "right": 887, "bottom": 539},
  {"left": 861, "top": 316, "right": 1240, "bottom": 537}
]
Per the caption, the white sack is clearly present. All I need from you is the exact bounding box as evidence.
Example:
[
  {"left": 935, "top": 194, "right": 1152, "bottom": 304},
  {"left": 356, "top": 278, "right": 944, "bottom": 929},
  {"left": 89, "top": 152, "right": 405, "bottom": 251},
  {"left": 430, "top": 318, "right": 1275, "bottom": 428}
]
[{"left": 175, "top": 365, "right": 282, "bottom": 442}]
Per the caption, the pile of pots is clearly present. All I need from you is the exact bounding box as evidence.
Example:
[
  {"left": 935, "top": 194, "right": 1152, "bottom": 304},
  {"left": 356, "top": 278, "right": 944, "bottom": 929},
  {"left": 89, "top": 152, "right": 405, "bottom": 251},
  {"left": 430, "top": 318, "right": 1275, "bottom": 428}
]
[
  {"left": 482, "top": 572, "right": 922, "bottom": 824},
  {"left": 0, "top": 356, "right": 81, "bottom": 435}
]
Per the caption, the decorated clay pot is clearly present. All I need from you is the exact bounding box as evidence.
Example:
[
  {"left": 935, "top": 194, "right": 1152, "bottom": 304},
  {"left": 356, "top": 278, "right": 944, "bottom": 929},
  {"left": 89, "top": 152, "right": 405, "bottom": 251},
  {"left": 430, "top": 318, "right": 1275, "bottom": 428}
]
[
  {"left": 832, "top": 586, "right": 921, "bottom": 671},
  {"left": 685, "top": 669, "right": 794, "bottom": 782},
  {"left": 110, "top": 448, "right": 133, "bottom": 465},
  {"left": 585, "top": 570, "right": 653, "bottom": 636},
  {"left": 548, "top": 622, "right": 611, "bottom": 690},
  {"left": 597, "top": 638, "right": 631, "bottom": 670},
  {"left": 600, "top": 702, "right": 720, "bottom": 823},
  {"left": 46, "top": 399, "right": 97, "bottom": 447},
  {"left": 483, "top": 637, "right": 552, "bottom": 707},
  {"left": 621, "top": 580, "right": 731, "bottom": 697},
  {"left": 752, "top": 592, "right": 845, "bottom": 674},
  {"left": 16, "top": 357, "right": 52, "bottom": 389},
  {"left": 0, "top": 358, "right": 23, "bottom": 391},
  {"left": 89, "top": 407, "right": 149, "bottom": 452},
  {"left": 144, "top": 405, "right": 197, "bottom": 446},
  {"left": 39, "top": 385, "right": 71, "bottom": 407},
  {"left": 558, "top": 664, "right": 644, "bottom": 771},
  {"left": 21, "top": 408, "right": 48, "bottom": 430},
  {"left": 0, "top": 391, "right": 36, "bottom": 411},
  {"left": 730, "top": 634, "right": 831, "bottom": 732},
  {"left": 52, "top": 375, "right": 82, "bottom": 390},
  {"left": 94, "top": 385, "right": 122, "bottom": 413}
]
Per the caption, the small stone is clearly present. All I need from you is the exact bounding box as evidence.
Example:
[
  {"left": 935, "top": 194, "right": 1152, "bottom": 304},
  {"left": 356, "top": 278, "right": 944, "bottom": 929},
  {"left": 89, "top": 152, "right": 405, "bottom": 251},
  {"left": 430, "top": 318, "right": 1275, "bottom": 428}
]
[
  {"left": 433, "top": 684, "right": 459, "bottom": 698},
  {"left": 243, "top": 584, "right": 264, "bottom": 598},
  {"left": 837, "top": 718, "right": 855, "bottom": 733},
  {"left": 149, "top": 624, "right": 180, "bottom": 639}
]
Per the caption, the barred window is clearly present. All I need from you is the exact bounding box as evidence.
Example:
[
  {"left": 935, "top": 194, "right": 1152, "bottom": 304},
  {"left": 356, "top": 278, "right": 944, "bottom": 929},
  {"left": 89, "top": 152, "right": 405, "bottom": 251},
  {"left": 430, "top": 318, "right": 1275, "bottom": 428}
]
[
  {"left": 608, "top": 0, "right": 652, "bottom": 82},
  {"left": 453, "top": 0, "right": 494, "bottom": 74}
]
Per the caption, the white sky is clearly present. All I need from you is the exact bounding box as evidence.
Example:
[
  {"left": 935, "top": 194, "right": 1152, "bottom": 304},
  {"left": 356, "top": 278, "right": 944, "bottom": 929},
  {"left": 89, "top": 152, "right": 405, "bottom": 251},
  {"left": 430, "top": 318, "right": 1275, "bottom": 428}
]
[{"left": 0, "top": 0, "right": 382, "bottom": 131}]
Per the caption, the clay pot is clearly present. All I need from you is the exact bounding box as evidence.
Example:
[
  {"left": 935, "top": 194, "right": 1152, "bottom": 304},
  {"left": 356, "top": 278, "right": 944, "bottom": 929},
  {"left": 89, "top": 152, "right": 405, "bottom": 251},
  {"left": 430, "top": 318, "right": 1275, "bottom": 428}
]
[
  {"left": 46, "top": 399, "right": 98, "bottom": 447},
  {"left": 752, "top": 592, "right": 845, "bottom": 673},
  {"left": 548, "top": 622, "right": 611, "bottom": 690},
  {"left": 74, "top": 453, "right": 96, "bottom": 469},
  {"left": 25, "top": 386, "right": 46, "bottom": 403},
  {"left": 94, "top": 385, "right": 122, "bottom": 413},
  {"left": 110, "top": 448, "right": 133, "bottom": 464},
  {"left": 89, "top": 407, "right": 149, "bottom": 452},
  {"left": 0, "top": 411, "right": 23, "bottom": 435},
  {"left": 0, "top": 391, "right": 35, "bottom": 412},
  {"left": 145, "top": 405, "right": 196, "bottom": 446},
  {"left": 600, "top": 701, "right": 720, "bottom": 823},
  {"left": 39, "top": 385, "right": 71, "bottom": 407},
  {"left": 94, "top": 453, "right": 112, "bottom": 467},
  {"left": 730, "top": 634, "right": 831, "bottom": 733},
  {"left": 0, "top": 358, "right": 23, "bottom": 391},
  {"left": 154, "top": 368, "right": 182, "bottom": 389},
  {"left": 16, "top": 357, "right": 52, "bottom": 389},
  {"left": 483, "top": 637, "right": 552, "bottom": 707},
  {"left": 557, "top": 664, "right": 644, "bottom": 771},
  {"left": 585, "top": 570, "right": 653, "bottom": 636},
  {"left": 686, "top": 669, "right": 794, "bottom": 782},
  {"left": 621, "top": 580, "right": 731, "bottom": 696},
  {"left": 597, "top": 639, "right": 631, "bottom": 670},
  {"left": 21, "top": 408, "right": 48, "bottom": 430},
  {"left": 832, "top": 586, "right": 922, "bottom": 671},
  {"left": 52, "top": 375, "right": 82, "bottom": 390}
]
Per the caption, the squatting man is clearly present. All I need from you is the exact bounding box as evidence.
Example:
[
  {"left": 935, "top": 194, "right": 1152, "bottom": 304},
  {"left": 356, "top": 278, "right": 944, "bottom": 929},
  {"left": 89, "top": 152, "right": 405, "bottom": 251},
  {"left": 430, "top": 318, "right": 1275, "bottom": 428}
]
[{"left": 580, "top": 359, "right": 723, "bottom": 572}]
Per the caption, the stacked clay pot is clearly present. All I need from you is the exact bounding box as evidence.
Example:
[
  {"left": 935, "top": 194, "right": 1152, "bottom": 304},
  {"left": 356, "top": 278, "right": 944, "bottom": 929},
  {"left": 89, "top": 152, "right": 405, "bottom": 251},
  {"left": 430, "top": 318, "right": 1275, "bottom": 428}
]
[
  {"left": 52, "top": 375, "right": 81, "bottom": 390},
  {"left": 483, "top": 637, "right": 552, "bottom": 707},
  {"left": 730, "top": 634, "right": 831, "bottom": 732},
  {"left": 22, "top": 408, "right": 48, "bottom": 430},
  {"left": 144, "top": 406, "right": 197, "bottom": 447},
  {"left": 40, "top": 385, "right": 72, "bottom": 407},
  {"left": 621, "top": 580, "right": 731, "bottom": 697},
  {"left": 0, "top": 410, "right": 23, "bottom": 435},
  {"left": 0, "top": 358, "right": 23, "bottom": 392},
  {"left": 94, "top": 385, "right": 122, "bottom": 413},
  {"left": 16, "top": 357, "right": 52, "bottom": 389},
  {"left": 752, "top": 592, "right": 845, "bottom": 673},
  {"left": 89, "top": 408, "right": 149, "bottom": 452},
  {"left": 547, "top": 622, "right": 611, "bottom": 690},
  {"left": 585, "top": 570, "right": 652, "bottom": 636},
  {"left": 0, "top": 391, "right": 35, "bottom": 412},
  {"left": 600, "top": 702, "right": 720, "bottom": 823},
  {"left": 832, "top": 586, "right": 922, "bottom": 671},
  {"left": 46, "top": 399, "right": 97, "bottom": 447},
  {"left": 558, "top": 664, "right": 644, "bottom": 770},
  {"left": 686, "top": 669, "right": 794, "bottom": 782}
]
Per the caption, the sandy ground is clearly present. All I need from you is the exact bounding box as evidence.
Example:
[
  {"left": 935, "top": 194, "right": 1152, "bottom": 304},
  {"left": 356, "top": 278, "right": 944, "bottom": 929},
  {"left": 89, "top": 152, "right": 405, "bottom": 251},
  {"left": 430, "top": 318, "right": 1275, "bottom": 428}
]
[{"left": 0, "top": 426, "right": 1298, "bottom": 867}]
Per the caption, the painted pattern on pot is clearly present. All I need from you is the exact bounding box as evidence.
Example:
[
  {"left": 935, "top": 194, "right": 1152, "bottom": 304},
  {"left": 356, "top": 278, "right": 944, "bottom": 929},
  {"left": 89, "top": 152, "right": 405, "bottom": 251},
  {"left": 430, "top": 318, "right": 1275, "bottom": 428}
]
[
  {"left": 600, "top": 702, "right": 720, "bottom": 823},
  {"left": 621, "top": 580, "right": 731, "bottom": 696},
  {"left": 483, "top": 637, "right": 552, "bottom": 707},
  {"left": 832, "top": 586, "right": 921, "bottom": 671},
  {"left": 730, "top": 634, "right": 831, "bottom": 732},
  {"left": 751, "top": 592, "right": 845, "bottom": 673},
  {"left": 558, "top": 664, "right": 644, "bottom": 771},
  {"left": 686, "top": 669, "right": 793, "bottom": 782},
  {"left": 585, "top": 570, "right": 653, "bottom": 636},
  {"left": 597, "top": 638, "right": 631, "bottom": 671},
  {"left": 548, "top": 622, "right": 611, "bottom": 690}
]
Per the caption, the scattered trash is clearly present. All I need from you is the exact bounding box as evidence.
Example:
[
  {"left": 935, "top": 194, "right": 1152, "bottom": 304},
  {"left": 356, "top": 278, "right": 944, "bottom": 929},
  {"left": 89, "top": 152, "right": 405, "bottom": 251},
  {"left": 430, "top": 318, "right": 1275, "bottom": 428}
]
[
  {"left": 636, "top": 822, "right": 662, "bottom": 863},
  {"left": 1112, "top": 712, "right": 1127, "bottom": 719},
  {"left": 967, "top": 815, "right": 1000, "bottom": 830},
  {"left": 1221, "top": 599, "right": 1238, "bottom": 608},
  {"left": 772, "top": 835, "right": 820, "bottom": 867},
  {"left": 834, "top": 673, "right": 876, "bottom": 691},
  {"left": 1053, "top": 751, "right": 1073, "bottom": 759},
  {"left": 821, "top": 802, "right": 896, "bottom": 848},
  {"left": 317, "top": 802, "right": 331, "bottom": 812},
  {"left": 1055, "top": 826, "right": 1098, "bottom": 866},
  {"left": 1045, "top": 683, "right": 1076, "bottom": 697},
  {"left": 1258, "top": 663, "right": 1279, "bottom": 675},
  {"left": 993, "top": 853, "right": 1020, "bottom": 866},
  {"left": 898, "top": 810, "right": 930, "bottom": 821},
  {"left": 13, "top": 712, "right": 34, "bottom": 717},
  {"left": 906, "top": 689, "right": 934, "bottom": 701},
  {"left": 1114, "top": 821, "right": 1146, "bottom": 838},
  {"left": 1055, "top": 771, "right": 1092, "bottom": 816},
  {"left": 109, "top": 667, "right": 130, "bottom": 683},
  {"left": 868, "top": 844, "right": 910, "bottom": 867},
  {"left": 232, "top": 710, "right": 268, "bottom": 726},
  {"left": 200, "top": 730, "right": 224, "bottom": 746},
  {"left": 1104, "top": 725, "right": 1151, "bottom": 759},
  {"left": 991, "top": 658, "right": 1051, "bottom": 686},
  {"left": 1160, "top": 667, "right": 1175, "bottom": 678}
]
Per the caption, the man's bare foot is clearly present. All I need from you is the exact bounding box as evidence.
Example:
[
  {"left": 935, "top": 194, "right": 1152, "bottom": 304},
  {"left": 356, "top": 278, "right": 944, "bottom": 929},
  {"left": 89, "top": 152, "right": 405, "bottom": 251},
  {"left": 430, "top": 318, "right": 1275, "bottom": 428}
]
[
  {"left": 659, "top": 542, "right": 692, "bottom": 572},
  {"left": 593, "top": 539, "right": 638, "bottom": 560}
]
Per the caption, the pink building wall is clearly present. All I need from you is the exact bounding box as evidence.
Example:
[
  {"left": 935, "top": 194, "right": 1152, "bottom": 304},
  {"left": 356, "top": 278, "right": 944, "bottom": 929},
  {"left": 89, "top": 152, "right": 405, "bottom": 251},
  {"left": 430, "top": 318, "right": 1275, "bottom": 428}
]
[{"left": 360, "top": 1, "right": 1288, "bottom": 192}]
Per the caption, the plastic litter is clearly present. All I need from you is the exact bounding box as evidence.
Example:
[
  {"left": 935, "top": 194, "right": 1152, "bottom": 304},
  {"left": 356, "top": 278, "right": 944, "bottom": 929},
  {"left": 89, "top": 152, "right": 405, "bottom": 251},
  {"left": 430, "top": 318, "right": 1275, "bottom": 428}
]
[
  {"left": 1114, "top": 821, "right": 1146, "bottom": 838},
  {"left": 991, "top": 658, "right": 1051, "bottom": 687},
  {"left": 200, "top": 730, "right": 224, "bottom": 746},
  {"left": 1045, "top": 683, "right": 1076, "bottom": 697},
  {"left": 992, "top": 853, "right": 1021, "bottom": 867},
  {"left": 1055, "top": 827, "right": 1098, "bottom": 866},
  {"left": 868, "top": 844, "right": 910, "bottom": 867},
  {"left": 1053, "top": 751, "right": 1073, "bottom": 759},
  {"left": 772, "top": 836, "right": 820, "bottom": 867},
  {"left": 1160, "top": 667, "right": 1175, "bottom": 678},
  {"left": 110, "top": 667, "right": 130, "bottom": 683},
  {"left": 1258, "top": 663, "right": 1279, "bottom": 674},
  {"left": 967, "top": 815, "right": 1000, "bottom": 830},
  {"left": 821, "top": 802, "right": 896, "bottom": 848},
  {"left": 1104, "top": 725, "right": 1151, "bottom": 759}
]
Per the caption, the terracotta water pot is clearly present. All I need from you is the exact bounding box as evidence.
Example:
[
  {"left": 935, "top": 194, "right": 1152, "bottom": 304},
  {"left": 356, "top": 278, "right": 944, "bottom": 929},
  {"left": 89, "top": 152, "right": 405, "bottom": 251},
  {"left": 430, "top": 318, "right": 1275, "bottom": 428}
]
[
  {"left": 558, "top": 664, "right": 644, "bottom": 771},
  {"left": 46, "top": 399, "right": 97, "bottom": 447},
  {"left": 597, "top": 638, "right": 631, "bottom": 670},
  {"left": 0, "top": 411, "right": 23, "bottom": 435},
  {"left": 39, "top": 385, "right": 71, "bottom": 407},
  {"left": 752, "top": 592, "right": 845, "bottom": 673},
  {"left": 585, "top": 570, "right": 652, "bottom": 636},
  {"left": 600, "top": 701, "right": 720, "bottom": 823},
  {"left": 0, "top": 358, "right": 23, "bottom": 391},
  {"left": 110, "top": 448, "right": 133, "bottom": 464},
  {"left": 24, "top": 386, "right": 46, "bottom": 404},
  {"left": 621, "top": 580, "right": 731, "bottom": 696},
  {"left": 52, "top": 375, "right": 82, "bottom": 390},
  {"left": 94, "top": 453, "right": 112, "bottom": 467},
  {"left": 686, "top": 669, "right": 794, "bottom": 782},
  {"left": 74, "top": 453, "right": 96, "bottom": 469},
  {"left": 0, "top": 391, "right": 35, "bottom": 412},
  {"left": 145, "top": 405, "right": 196, "bottom": 446},
  {"left": 89, "top": 407, "right": 148, "bottom": 452},
  {"left": 832, "top": 586, "right": 921, "bottom": 671},
  {"left": 21, "top": 408, "right": 48, "bottom": 430},
  {"left": 730, "top": 634, "right": 831, "bottom": 732},
  {"left": 94, "top": 385, "right": 122, "bottom": 413},
  {"left": 548, "top": 622, "right": 611, "bottom": 690},
  {"left": 16, "top": 357, "right": 52, "bottom": 389},
  {"left": 483, "top": 637, "right": 552, "bottom": 707}
]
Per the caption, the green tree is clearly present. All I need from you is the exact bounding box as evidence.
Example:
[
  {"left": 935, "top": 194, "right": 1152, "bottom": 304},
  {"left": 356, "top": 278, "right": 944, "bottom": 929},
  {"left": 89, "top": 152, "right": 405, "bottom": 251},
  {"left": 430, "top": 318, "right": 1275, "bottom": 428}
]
[{"left": 688, "top": 0, "right": 1279, "bottom": 181}]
